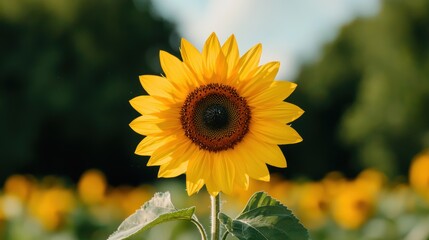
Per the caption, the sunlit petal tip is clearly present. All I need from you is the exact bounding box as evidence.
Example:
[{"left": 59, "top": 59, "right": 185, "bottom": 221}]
[
  {"left": 204, "top": 32, "right": 221, "bottom": 50},
  {"left": 159, "top": 50, "right": 169, "bottom": 58},
  {"left": 186, "top": 186, "right": 196, "bottom": 196},
  {"left": 202, "top": 33, "right": 222, "bottom": 78},
  {"left": 237, "top": 43, "right": 263, "bottom": 78},
  {"left": 146, "top": 144, "right": 175, "bottom": 166},
  {"left": 159, "top": 51, "right": 183, "bottom": 76},
  {"left": 146, "top": 160, "right": 158, "bottom": 167},
  {"left": 271, "top": 61, "right": 280, "bottom": 70},
  {"left": 259, "top": 174, "right": 270, "bottom": 182},
  {"left": 129, "top": 119, "right": 145, "bottom": 134},
  {"left": 295, "top": 136, "right": 304, "bottom": 143},
  {"left": 208, "top": 190, "right": 219, "bottom": 197},
  {"left": 180, "top": 37, "right": 189, "bottom": 49},
  {"left": 208, "top": 32, "right": 219, "bottom": 41},
  {"left": 134, "top": 149, "right": 146, "bottom": 156},
  {"left": 180, "top": 38, "right": 204, "bottom": 80},
  {"left": 160, "top": 50, "right": 181, "bottom": 64},
  {"left": 157, "top": 170, "right": 166, "bottom": 178},
  {"left": 278, "top": 80, "right": 297, "bottom": 89},
  {"left": 186, "top": 179, "right": 204, "bottom": 196},
  {"left": 129, "top": 102, "right": 142, "bottom": 116},
  {"left": 180, "top": 38, "right": 197, "bottom": 58},
  {"left": 267, "top": 152, "right": 287, "bottom": 168},
  {"left": 134, "top": 137, "right": 164, "bottom": 156},
  {"left": 289, "top": 130, "right": 303, "bottom": 143},
  {"left": 205, "top": 177, "right": 221, "bottom": 196},
  {"left": 251, "top": 43, "right": 263, "bottom": 56},
  {"left": 288, "top": 81, "right": 298, "bottom": 92},
  {"left": 247, "top": 42, "right": 261, "bottom": 50},
  {"left": 244, "top": 177, "right": 250, "bottom": 189},
  {"left": 246, "top": 43, "right": 262, "bottom": 60},
  {"left": 147, "top": 157, "right": 169, "bottom": 167},
  {"left": 159, "top": 50, "right": 168, "bottom": 63},
  {"left": 138, "top": 74, "right": 148, "bottom": 87},
  {"left": 297, "top": 108, "right": 305, "bottom": 118},
  {"left": 157, "top": 161, "right": 187, "bottom": 178},
  {"left": 138, "top": 75, "right": 174, "bottom": 98},
  {"left": 222, "top": 34, "right": 237, "bottom": 49},
  {"left": 128, "top": 96, "right": 146, "bottom": 113}
]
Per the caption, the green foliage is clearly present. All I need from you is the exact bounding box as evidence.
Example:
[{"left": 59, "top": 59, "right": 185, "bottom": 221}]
[
  {"left": 291, "top": 0, "right": 429, "bottom": 177},
  {"left": 108, "top": 192, "right": 203, "bottom": 240},
  {"left": 219, "top": 192, "right": 309, "bottom": 240},
  {"left": 0, "top": 0, "right": 177, "bottom": 182}
]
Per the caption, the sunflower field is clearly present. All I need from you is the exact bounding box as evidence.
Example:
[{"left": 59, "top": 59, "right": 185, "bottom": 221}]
[{"left": 1, "top": 150, "right": 429, "bottom": 240}]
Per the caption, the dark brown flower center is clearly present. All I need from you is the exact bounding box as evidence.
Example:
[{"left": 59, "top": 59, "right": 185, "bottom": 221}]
[
  {"left": 180, "top": 83, "right": 251, "bottom": 152},
  {"left": 203, "top": 104, "right": 229, "bottom": 130}
]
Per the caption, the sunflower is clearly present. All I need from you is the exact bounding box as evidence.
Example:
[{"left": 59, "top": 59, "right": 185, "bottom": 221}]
[
  {"left": 409, "top": 150, "right": 429, "bottom": 201},
  {"left": 130, "top": 33, "right": 303, "bottom": 196}
]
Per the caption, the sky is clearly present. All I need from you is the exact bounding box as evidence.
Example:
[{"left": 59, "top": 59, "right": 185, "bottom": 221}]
[{"left": 149, "top": 0, "right": 380, "bottom": 80}]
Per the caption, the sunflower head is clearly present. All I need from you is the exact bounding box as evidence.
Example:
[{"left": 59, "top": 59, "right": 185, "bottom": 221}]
[{"left": 130, "top": 33, "right": 303, "bottom": 196}]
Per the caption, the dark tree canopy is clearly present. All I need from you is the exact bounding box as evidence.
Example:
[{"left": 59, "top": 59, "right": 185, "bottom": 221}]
[
  {"left": 0, "top": 0, "right": 178, "bottom": 184},
  {"left": 289, "top": 0, "right": 429, "bottom": 178}
]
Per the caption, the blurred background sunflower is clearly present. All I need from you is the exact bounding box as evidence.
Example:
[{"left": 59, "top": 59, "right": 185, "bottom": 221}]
[{"left": 1, "top": 0, "right": 429, "bottom": 239}]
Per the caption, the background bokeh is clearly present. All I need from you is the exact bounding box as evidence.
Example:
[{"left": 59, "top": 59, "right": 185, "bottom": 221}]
[
  {"left": 0, "top": 0, "right": 177, "bottom": 185},
  {"left": 1, "top": 0, "right": 429, "bottom": 239}
]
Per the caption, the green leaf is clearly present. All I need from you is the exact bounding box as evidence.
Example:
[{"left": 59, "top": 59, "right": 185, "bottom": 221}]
[
  {"left": 219, "top": 192, "right": 309, "bottom": 240},
  {"left": 107, "top": 192, "right": 199, "bottom": 240}
]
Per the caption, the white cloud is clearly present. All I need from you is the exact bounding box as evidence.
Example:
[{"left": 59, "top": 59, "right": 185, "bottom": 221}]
[{"left": 150, "top": 0, "right": 380, "bottom": 80}]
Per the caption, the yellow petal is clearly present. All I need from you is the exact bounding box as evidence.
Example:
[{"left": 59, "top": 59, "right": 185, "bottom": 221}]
[
  {"left": 234, "top": 171, "right": 249, "bottom": 190},
  {"left": 222, "top": 35, "right": 239, "bottom": 78},
  {"left": 129, "top": 96, "right": 168, "bottom": 115},
  {"left": 225, "top": 152, "right": 249, "bottom": 190},
  {"left": 139, "top": 75, "right": 174, "bottom": 99},
  {"left": 157, "top": 118, "right": 182, "bottom": 133},
  {"left": 248, "top": 81, "right": 297, "bottom": 105},
  {"left": 186, "top": 178, "right": 205, "bottom": 196},
  {"left": 202, "top": 33, "right": 221, "bottom": 79},
  {"left": 245, "top": 159, "right": 270, "bottom": 182},
  {"left": 203, "top": 153, "right": 221, "bottom": 196},
  {"left": 160, "top": 50, "right": 195, "bottom": 96},
  {"left": 238, "top": 61, "right": 279, "bottom": 98},
  {"left": 135, "top": 136, "right": 166, "bottom": 156},
  {"left": 262, "top": 145, "right": 287, "bottom": 168},
  {"left": 146, "top": 136, "right": 180, "bottom": 166},
  {"left": 251, "top": 120, "right": 303, "bottom": 145},
  {"left": 228, "top": 138, "right": 270, "bottom": 181},
  {"left": 214, "top": 50, "right": 228, "bottom": 83},
  {"left": 158, "top": 141, "right": 200, "bottom": 177},
  {"left": 237, "top": 43, "right": 262, "bottom": 79},
  {"left": 129, "top": 115, "right": 162, "bottom": 135},
  {"left": 244, "top": 135, "right": 287, "bottom": 168},
  {"left": 158, "top": 157, "right": 188, "bottom": 178},
  {"left": 213, "top": 153, "right": 235, "bottom": 194},
  {"left": 180, "top": 38, "right": 204, "bottom": 83},
  {"left": 253, "top": 102, "right": 304, "bottom": 124},
  {"left": 186, "top": 149, "right": 207, "bottom": 196},
  {"left": 153, "top": 102, "right": 181, "bottom": 119}
]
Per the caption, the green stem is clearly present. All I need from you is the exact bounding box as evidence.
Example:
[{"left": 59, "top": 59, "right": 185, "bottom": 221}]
[
  {"left": 191, "top": 218, "right": 208, "bottom": 240},
  {"left": 210, "top": 194, "right": 221, "bottom": 240},
  {"left": 221, "top": 231, "right": 229, "bottom": 240}
]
